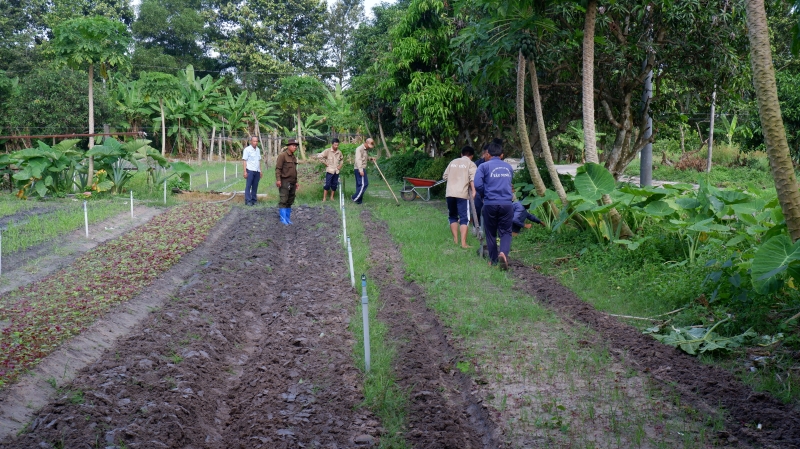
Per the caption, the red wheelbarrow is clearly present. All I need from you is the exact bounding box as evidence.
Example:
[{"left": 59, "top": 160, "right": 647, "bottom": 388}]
[{"left": 400, "top": 177, "right": 445, "bottom": 201}]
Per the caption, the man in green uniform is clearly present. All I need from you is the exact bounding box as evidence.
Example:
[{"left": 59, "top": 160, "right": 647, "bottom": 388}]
[{"left": 275, "top": 138, "right": 300, "bottom": 225}]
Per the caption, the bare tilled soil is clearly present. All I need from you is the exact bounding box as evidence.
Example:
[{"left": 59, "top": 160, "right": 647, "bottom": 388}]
[
  {"left": 361, "top": 210, "right": 501, "bottom": 449},
  {"left": 0, "top": 206, "right": 382, "bottom": 448},
  {"left": 510, "top": 261, "right": 800, "bottom": 449}
]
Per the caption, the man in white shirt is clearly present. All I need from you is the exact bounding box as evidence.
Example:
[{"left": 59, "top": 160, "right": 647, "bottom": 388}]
[
  {"left": 242, "top": 136, "right": 263, "bottom": 206},
  {"left": 351, "top": 138, "right": 376, "bottom": 204},
  {"left": 443, "top": 146, "right": 477, "bottom": 248}
]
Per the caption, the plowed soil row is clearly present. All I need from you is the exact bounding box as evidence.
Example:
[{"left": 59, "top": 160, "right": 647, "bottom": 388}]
[
  {"left": 361, "top": 210, "right": 501, "bottom": 449},
  {"left": 1, "top": 206, "right": 380, "bottom": 448},
  {"left": 510, "top": 261, "right": 800, "bottom": 449}
]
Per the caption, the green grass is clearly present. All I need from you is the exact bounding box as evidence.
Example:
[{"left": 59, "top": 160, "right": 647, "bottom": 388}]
[
  {"left": 339, "top": 187, "right": 408, "bottom": 449},
  {"left": 0, "top": 197, "right": 42, "bottom": 219},
  {"left": 0, "top": 197, "right": 128, "bottom": 254},
  {"left": 623, "top": 158, "right": 777, "bottom": 190}
]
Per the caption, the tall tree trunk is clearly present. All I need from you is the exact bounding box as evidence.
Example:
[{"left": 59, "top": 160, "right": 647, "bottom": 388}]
[
  {"left": 88, "top": 63, "right": 95, "bottom": 183},
  {"left": 745, "top": 0, "right": 800, "bottom": 241},
  {"left": 679, "top": 123, "right": 685, "bottom": 153},
  {"left": 297, "top": 107, "right": 306, "bottom": 160},
  {"left": 516, "top": 51, "right": 554, "bottom": 214},
  {"left": 378, "top": 120, "right": 392, "bottom": 157},
  {"left": 209, "top": 125, "right": 216, "bottom": 162},
  {"left": 160, "top": 98, "right": 166, "bottom": 156},
  {"left": 582, "top": 0, "right": 598, "bottom": 163},
  {"left": 528, "top": 58, "right": 568, "bottom": 204},
  {"left": 706, "top": 88, "right": 716, "bottom": 173}
]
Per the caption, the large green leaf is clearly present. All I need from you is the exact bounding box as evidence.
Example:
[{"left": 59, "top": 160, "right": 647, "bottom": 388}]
[
  {"left": 752, "top": 235, "right": 800, "bottom": 293},
  {"left": 644, "top": 200, "right": 675, "bottom": 217},
  {"left": 574, "top": 163, "right": 615, "bottom": 201}
]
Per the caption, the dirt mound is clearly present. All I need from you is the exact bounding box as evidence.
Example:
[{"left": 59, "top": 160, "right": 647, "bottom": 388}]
[
  {"left": 1, "top": 206, "right": 381, "bottom": 448},
  {"left": 510, "top": 261, "right": 800, "bottom": 449},
  {"left": 361, "top": 210, "right": 501, "bottom": 449}
]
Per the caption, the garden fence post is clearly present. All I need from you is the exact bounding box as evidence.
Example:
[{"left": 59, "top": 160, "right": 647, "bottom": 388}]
[
  {"left": 206, "top": 170, "right": 209, "bottom": 189},
  {"left": 83, "top": 201, "right": 89, "bottom": 238},
  {"left": 130, "top": 190, "right": 133, "bottom": 219},
  {"left": 347, "top": 237, "right": 355, "bottom": 288},
  {"left": 361, "top": 274, "right": 371, "bottom": 372}
]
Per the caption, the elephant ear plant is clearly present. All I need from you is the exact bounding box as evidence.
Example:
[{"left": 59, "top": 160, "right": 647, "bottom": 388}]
[
  {"left": 8, "top": 139, "right": 84, "bottom": 198},
  {"left": 88, "top": 137, "right": 167, "bottom": 194}
]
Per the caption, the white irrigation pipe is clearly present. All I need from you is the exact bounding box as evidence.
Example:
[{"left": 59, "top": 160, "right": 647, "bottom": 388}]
[
  {"left": 83, "top": 201, "right": 89, "bottom": 238},
  {"left": 235, "top": 164, "right": 238, "bottom": 179},
  {"left": 361, "top": 274, "right": 371, "bottom": 372},
  {"left": 347, "top": 237, "right": 355, "bottom": 288},
  {"left": 189, "top": 174, "right": 192, "bottom": 190},
  {"left": 224, "top": 164, "right": 227, "bottom": 182},
  {"left": 206, "top": 170, "right": 209, "bottom": 188},
  {"left": 342, "top": 207, "right": 347, "bottom": 248},
  {"left": 130, "top": 190, "right": 134, "bottom": 218},
  {"left": 163, "top": 179, "right": 167, "bottom": 205}
]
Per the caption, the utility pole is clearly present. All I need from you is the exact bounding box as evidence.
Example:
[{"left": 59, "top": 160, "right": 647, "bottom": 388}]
[
  {"left": 707, "top": 87, "right": 717, "bottom": 173},
  {"left": 639, "top": 59, "right": 653, "bottom": 187}
]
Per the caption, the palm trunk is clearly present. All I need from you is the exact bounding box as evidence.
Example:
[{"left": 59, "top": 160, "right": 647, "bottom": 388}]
[
  {"left": 297, "top": 107, "right": 306, "bottom": 160},
  {"left": 160, "top": 98, "right": 166, "bottom": 157},
  {"left": 528, "top": 58, "right": 568, "bottom": 204},
  {"left": 516, "top": 51, "right": 548, "bottom": 198},
  {"left": 745, "top": 0, "right": 800, "bottom": 241},
  {"left": 378, "top": 119, "right": 392, "bottom": 157},
  {"left": 582, "top": 0, "right": 598, "bottom": 163},
  {"left": 88, "top": 63, "right": 95, "bottom": 183}
]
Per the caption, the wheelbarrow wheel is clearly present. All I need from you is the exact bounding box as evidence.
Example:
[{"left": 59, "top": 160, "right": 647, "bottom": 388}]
[{"left": 400, "top": 190, "right": 416, "bottom": 201}]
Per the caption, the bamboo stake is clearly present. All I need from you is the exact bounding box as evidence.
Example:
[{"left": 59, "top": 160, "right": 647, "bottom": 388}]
[{"left": 372, "top": 160, "right": 399, "bottom": 205}]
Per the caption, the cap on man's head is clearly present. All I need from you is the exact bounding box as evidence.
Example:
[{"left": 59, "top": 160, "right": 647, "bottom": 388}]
[{"left": 287, "top": 138, "right": 299, "bottom": 146}]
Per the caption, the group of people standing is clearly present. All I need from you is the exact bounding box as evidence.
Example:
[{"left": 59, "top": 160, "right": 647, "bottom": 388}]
[
  {"left": 443, "top": 140, "right": 544, "bottom": 270},
  {"left": 240, "top": 136, "right": 378, "bottom": 225}
]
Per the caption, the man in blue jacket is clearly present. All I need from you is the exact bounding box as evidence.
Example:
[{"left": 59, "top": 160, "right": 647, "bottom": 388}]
[
  {"left": 512, "top": 201, "right": 545, "bottom": 235},
  {"left": 474, "top": 141, "right": 514, "bottom": 270}
]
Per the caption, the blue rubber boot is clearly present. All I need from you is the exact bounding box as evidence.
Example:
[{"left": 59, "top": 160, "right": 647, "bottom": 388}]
[
  {"left": 279, "top": 208, "right": 288, "bottom": 225},
  {"left": 285, "top": 208, "right": 294, "bottom": 225}
]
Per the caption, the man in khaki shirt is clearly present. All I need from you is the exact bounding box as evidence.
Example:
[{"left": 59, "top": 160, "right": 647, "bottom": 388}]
[
  {"left": 351, "top": 138, "right": 376, "bottom": 204},
  {"left": 443, "top": 146, "right": 477, "bottom": 248},
  {"left": 314, "top": 138, "right": 344, "bottom": 202}
]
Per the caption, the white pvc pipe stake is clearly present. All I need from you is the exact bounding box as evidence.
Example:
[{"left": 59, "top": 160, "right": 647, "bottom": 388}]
[
  {"left": 0, "top": 230, "right": 3, "bottom": 276},
  {"left": 206, "top": 170, "right": 209, "bottom": 188},
  {"left": 347, "top": 237, "right": 355, "bottom": 288},
  {"left": 224, "top": 165, "right": 227, "bottom": 182},
  {"left": 163, "top": 179, "right": 167, "bottom": 205},
  {"left": 342, "top": 208, "right": 347, "bottom": 247},
  {"left": 189, "top": 174, "right": 192, "bottom": 191},
  {"left": 361, "top": 274, "right": 371, "bottom": 372},
  {"left": 83, "top": 201, "right": 89, "bottom": 238},
  {"left": 235, "top": 164, "right": 238, "bottom": 179},
  {"left": 130, "top": 190, "right": 134, "bottom": 218}
]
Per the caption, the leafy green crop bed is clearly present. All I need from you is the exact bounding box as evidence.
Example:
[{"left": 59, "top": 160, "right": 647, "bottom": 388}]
[{"left": 0, "top": 202, "right": 228, "bottom": 388}]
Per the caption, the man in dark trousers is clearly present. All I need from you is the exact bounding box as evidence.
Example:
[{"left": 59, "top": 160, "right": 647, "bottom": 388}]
[
  {"left": 275, "top": 138, "right": 300, "bottom": 225},
  {"left": 474, "top": 141, "right": 514, "bottom": 270},
  {"left": 512, "top": 201, "right": 545, "bottom": 236},
  {"left": 242, "top": 136, "right": 263, "bottom": 206},
  {"left": 443, "top": 145, "right": 477, "bottom": 248},
  {"left": 352, "top": 138, "right": 376, "bottom": 204}
]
